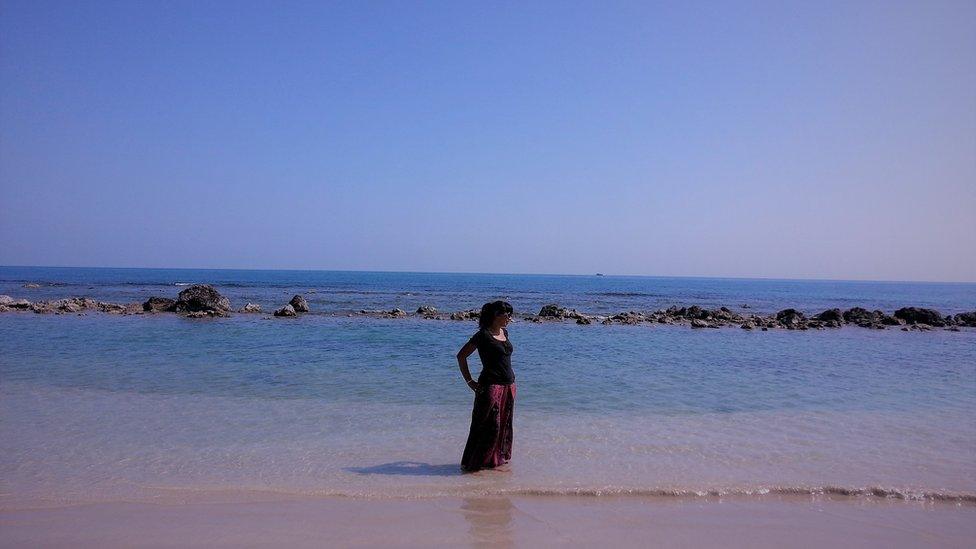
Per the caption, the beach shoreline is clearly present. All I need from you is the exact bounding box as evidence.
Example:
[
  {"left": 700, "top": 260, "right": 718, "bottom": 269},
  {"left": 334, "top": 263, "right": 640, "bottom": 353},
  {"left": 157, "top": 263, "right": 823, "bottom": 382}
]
[{"left": 2, "top": 495, "right": 974, "bottom": 548}]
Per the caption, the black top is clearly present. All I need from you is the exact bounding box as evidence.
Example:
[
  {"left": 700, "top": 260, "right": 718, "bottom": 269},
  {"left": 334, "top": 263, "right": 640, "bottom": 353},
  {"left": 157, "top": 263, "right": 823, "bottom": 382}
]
[{"left": 468, "top": 327, "right": 515, "bottom": 385}]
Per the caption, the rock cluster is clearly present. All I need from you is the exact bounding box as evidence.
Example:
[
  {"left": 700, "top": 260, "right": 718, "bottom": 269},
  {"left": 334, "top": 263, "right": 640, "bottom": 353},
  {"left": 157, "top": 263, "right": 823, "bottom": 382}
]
[
  {"left": 174, "top": 285, "right": 231, "bottom": 315},
  {"left": 274, "top": 294, "right": 310, "bottom": 317},
  {"left": 0, "top": 295, "right": 142, "bottom": 315},
  {"left": 1, "top": 288, "right": 973, "bottom": 333}
]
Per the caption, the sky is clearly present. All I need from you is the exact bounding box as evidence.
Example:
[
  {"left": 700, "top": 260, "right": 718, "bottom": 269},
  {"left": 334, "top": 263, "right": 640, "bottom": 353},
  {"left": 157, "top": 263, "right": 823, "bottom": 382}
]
[{"left": 1, "top": 1, "right": 974, "bottom": 282}]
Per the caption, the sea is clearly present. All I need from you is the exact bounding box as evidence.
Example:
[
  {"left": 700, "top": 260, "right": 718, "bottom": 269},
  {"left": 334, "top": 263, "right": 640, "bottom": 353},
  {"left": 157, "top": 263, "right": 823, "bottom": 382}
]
[{"left": 1, "top": 266, "right": 974, "bottom": 508}]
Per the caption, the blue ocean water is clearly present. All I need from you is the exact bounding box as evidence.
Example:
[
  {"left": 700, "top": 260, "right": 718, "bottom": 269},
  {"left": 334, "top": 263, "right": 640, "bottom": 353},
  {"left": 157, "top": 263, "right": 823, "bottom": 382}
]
[{"left": 1, "top": 267, "right": 974, "bottom": 507}]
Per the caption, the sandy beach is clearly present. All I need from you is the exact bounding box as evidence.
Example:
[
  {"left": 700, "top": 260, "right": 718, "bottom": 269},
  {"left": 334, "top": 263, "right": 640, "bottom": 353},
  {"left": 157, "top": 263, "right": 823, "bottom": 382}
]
[{"left": 3, "top": 495, "right": 974, "bottom": 548}]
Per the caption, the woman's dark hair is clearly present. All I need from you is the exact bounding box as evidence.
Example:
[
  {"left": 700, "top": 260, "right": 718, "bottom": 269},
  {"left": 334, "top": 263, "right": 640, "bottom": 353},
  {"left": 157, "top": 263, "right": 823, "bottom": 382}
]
[{"left": 478, "top": 300, "right": 514, "bottom": 330}]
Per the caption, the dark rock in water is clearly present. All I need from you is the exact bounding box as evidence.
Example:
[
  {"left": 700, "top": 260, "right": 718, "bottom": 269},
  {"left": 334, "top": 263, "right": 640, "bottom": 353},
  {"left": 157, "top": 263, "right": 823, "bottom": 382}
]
[
  {"left": 776, "top": 309, "right": 806, "bottom": 327},
  {"left": 843, "top": 307, "right": 873, "bottom": 324},
  {"left": 610, "top": 311, "right": 644, "bottom": 325},
  {"left": 564, "top": 309, "right": 587, "bottom": 320},
  {"left": 600, "top": 318, "right": 613, "bottom": 325},
  {"left": 289, "top": 295, "right": 309, "bottom": 313},
  {"left": 740, "top": 304, "right": 751, "bottom": 309},
  {"left": 417, "top": 305, "right": 438, "bottom": 315},
  {"left": 8, "top": 299, "right": 31, "bottom": 309},
  {"left": 576, "top": 316, "right": 592, "bottom": 325},
  {"left": 842, "top": 307, "right": 894, "bottom": 327},
  {"left": 690, "top": 319, "right": 710, "bottom": 328},
  {"left": 953, "top": 311, "right": 976, "bottom": 327},
  {"left": 879, "top": 313, "right": 901, "bottom": 326},
  {"left": 239, "top": 303, "right": 262, "bottom": 313},
  {"left": 741, "top": 322, "right": 754, "bottom": 330},
  {"left": 450, "top": 309, "right": 479, "bottom": 320},
  {"left": 894, "top": 307, "right": 945, "bottom": 327},
  {"left": 711, "top": 307, "right": 737, "bottom": 321},
  {"left": 0, "top": 295, "right": 13, "bottom": 305},
  {"left": 538, "top": 304, "right": 567, "bottom": 318},
  {"left": 174, "top": 285, "right": 231, "bottom": 313},
  {"left": 388, "top": 308, "right": 407, "bottom": 317},
  {"left": 274, "top": 304, "right": 297, "bottom": 317},
  {"left": 684, "top": 306, "right": 709, "bottom": 320},
  {"left": 23, "top": 283, "right": 40, "bottom": 289},
  {"left": 99, "top": 302, "right": 127, "bottom": 314},
  {"left": 143, "top": 297, "right": 176, "bottom": 312},
  {"left": 31, "top": 302, "right": 55, "bottom": 314},
  {"left": 813, "top": 308, "right": 843, "bottom": 322}
]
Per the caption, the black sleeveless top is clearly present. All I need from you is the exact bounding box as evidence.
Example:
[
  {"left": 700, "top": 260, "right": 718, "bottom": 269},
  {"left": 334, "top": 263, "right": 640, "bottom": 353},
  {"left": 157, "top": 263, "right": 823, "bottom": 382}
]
[{"left": 468, "top": 327, "right": 515, "bottom": 385}]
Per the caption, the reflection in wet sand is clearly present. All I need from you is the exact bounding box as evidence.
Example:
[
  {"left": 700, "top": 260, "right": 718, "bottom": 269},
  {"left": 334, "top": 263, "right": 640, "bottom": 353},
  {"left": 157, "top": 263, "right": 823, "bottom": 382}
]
[{"left": 461, "top": 497, "right": 514, "bottom": 548}]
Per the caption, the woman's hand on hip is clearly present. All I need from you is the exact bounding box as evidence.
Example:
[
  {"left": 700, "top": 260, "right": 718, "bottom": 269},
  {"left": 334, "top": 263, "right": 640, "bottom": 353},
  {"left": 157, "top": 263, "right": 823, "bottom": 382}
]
[{"left": 466, "top": 379, "right": 480, "bottom": 393}]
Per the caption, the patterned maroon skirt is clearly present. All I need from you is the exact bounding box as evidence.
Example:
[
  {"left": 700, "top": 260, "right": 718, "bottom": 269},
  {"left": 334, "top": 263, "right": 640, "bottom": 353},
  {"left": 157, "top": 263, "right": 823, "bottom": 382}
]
[{"left": 461, "top": 383, "right": 516, "bottom": 472}]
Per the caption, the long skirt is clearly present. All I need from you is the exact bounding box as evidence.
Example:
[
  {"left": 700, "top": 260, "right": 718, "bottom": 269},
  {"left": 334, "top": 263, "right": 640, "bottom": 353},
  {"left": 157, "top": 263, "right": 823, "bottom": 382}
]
[{"left": 461, "top": 383, "right": 516, "bottom": 472}]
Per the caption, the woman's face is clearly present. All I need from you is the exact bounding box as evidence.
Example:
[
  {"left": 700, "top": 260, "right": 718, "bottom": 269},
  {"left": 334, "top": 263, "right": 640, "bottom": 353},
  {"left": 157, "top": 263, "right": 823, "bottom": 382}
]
[{"left": 494, "top": 311, "right": 512, "bottom": 327}]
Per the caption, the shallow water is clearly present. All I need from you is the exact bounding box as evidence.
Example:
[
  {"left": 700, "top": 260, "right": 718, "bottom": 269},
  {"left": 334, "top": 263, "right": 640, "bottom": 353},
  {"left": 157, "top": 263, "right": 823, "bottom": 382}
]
[{"left": 1, "top": 268, "right": 974, "bottom": 507}]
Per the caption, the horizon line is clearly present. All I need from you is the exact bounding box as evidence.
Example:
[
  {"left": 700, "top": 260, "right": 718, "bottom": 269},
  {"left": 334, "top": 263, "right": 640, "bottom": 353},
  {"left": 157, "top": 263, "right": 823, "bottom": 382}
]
[{"left": 1, "top": 264, "right": 974, "bottom": 286}]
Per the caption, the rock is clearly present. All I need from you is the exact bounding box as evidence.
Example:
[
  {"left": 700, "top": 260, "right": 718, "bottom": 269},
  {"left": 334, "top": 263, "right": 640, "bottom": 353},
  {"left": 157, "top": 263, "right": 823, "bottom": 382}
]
[
  {"left": 0, "top": 295, "right": 12, "bottom": 305},
  {"left": 239, "top": 303, "right": 262, "bottom": 313},
  {"left": 953, "top": 312, "right": 976, "bottom": 327},
  {"left": 843, "top": 307, "right": 874, "bottom": 324},
  {"left": 98, "top": 302, "right": 127, "bottom": 314},
  {"left": 388, "top": 308, "right": 407, "bottom": 317},
  {"left": 879, "top": 313, "right": 901, "bottom": 326},
  {"left": 813, "top": 308, "right": 843, "bottom": 322},
  {"left": 712, "top": 307, "right": 742, "bottom": 322},
  {"left": 23, "top": 283, "right": 40, "bottom": 289},
  {"left": 741, "top": 322, "right": 754, "bottom": 330},
  {"left": 8, "top": 299, "right": 32, "bottom": 309},
  {"left": 601, "top": 318, "right": 613, "bottom": 325},
  {"left": 690, "top": 319, "right": 710, "bottom": 328},
  {"left": 289, "top": 295, "right": 309, "bottom": 313},
  {"left": 776, "top": 309, "right": 806, "bottom": 328},
  {"left": 576, "top": 316, "right": 592, "bottom": 325},
  {"left": 274, "top": 304, "right": 297, "bottom": 317},
  {"left": 174, "top": 285, "right": 231, "bottom": 313},
  {"left": 143, "top": 297, "right": 176, "bottom": 312},
  {"left": 123, "top": 302, "right": 143, "bottom": 314},
  {"left": 894, "top": 307, "right": 945, "bottom": 327},
  {"left": 416, "top": 305, "right": 438, "bottom": 315},
  {"left": 538, "top": 304, "right": 567, "bottom": 318},
  {"left": 610, "top": 311, "right": 644, "bottom": 325},
  {"left": 450, "top": 309, "right": 480, "bottom": 321},
  {"left": 31, "top": 302, "right": 56, "bottom": 314},
  {"left": 842, "top": 307, "right": 895, "bottom": 328}
]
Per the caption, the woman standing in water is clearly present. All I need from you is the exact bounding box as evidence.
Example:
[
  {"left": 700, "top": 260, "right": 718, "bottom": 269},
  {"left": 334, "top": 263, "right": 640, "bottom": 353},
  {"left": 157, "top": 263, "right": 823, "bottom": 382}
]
[{"left": 457, "top": 300, "right": 516, "bottom": 472}]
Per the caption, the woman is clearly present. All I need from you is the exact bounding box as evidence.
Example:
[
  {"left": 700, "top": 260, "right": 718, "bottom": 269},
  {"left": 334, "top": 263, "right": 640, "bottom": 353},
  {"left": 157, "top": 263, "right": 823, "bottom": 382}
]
[{"left": 457, "top": 300, "right": 516, "bottom": 472}]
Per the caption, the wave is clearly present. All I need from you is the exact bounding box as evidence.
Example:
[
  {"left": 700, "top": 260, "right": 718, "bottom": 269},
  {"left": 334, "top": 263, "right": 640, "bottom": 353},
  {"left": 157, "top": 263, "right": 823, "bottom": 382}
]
[
  {"left": 130, "top": 484, "right": 976, "bottom": 505},
  {"left": 484, "top": 486, "right": 976, "bottom": 503}
]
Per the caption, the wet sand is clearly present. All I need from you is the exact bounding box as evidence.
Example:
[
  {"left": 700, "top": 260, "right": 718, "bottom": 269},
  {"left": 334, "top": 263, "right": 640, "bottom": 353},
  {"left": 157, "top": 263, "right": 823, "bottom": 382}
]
[{"left": 2, "top": 496, "right": 974, "bottom": 548}]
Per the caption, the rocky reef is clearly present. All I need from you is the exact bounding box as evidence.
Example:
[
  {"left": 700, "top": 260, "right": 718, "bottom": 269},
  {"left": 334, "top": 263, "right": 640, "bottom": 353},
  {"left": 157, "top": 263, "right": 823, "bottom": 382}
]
[{"left": 1, "top": 289, "right": 973, "bottom": 332}]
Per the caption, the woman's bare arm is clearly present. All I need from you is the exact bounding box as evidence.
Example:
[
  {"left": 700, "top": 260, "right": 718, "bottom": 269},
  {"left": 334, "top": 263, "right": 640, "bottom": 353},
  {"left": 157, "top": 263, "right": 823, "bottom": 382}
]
[{"left": 457, "top": 341, "right": 479, "bottom": 391}]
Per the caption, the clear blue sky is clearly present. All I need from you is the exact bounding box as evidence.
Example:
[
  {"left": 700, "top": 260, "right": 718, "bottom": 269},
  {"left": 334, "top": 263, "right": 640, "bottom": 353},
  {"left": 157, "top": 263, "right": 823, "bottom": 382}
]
[{"left": 1, "top": 1, "right": 973, "bottom": 281}]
